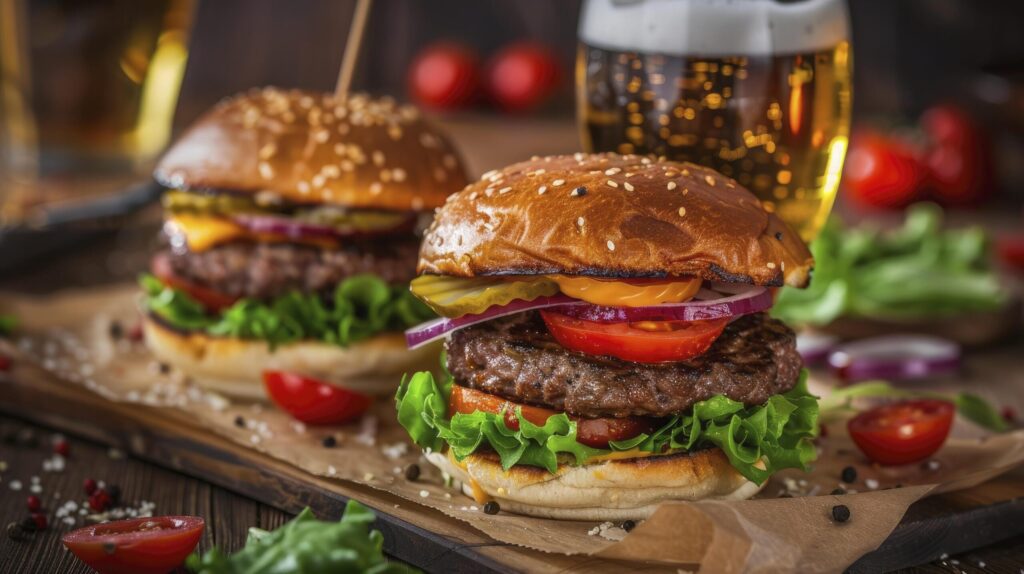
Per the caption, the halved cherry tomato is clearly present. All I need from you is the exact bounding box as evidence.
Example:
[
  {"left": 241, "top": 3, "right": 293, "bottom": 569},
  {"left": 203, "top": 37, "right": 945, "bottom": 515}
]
[
  {"left": 62, "top": 516, "right": 204, "bottom": 574},
  {"left": 263, "top": 371, "right": 372, "bottom": 425},
  {"left": 843, "top": 130, "right": 926, "bottom": 210},
  {"left": 847, "top": 399, "right": 954, "bottom": 465},
  {"left": 920, "top": 104, "right": 992, "bottom": 206},
  {"left": 449, "top": 384, "right": 656, "bottom": 448},
  {"left": 151, "top": 253, "right": 238, "bottom": 312},
  {"left": 540, "top": 310, "right": 728, "bottom": 363}
]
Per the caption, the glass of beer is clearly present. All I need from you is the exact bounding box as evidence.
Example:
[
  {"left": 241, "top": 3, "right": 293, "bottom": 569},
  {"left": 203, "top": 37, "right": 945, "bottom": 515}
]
[{"left": 577, "top": 0, "right": 852, "bottom": 242}]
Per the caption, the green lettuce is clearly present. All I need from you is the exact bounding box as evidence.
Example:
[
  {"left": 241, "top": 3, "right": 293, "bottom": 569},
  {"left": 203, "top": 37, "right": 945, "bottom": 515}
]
[
  {"left": 140, "top": 273, "right": 433, "bottom": 349},
  {"left": 773, "top": 203, "right": 1007, "bottom": 326},
  {"left": 395, "top": 366, "right": 819, "bottom": 484},
  {"left": 0, "top": 314, "right": 17, "bottom": 336},
  {"left": 186, "top": 501, "right": 416, "bottom": 573}
]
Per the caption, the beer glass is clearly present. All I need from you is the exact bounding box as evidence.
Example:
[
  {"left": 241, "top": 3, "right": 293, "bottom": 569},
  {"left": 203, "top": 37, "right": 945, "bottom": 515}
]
[{"left": 577, "top": 0, "right": 852, "bottom": 241}]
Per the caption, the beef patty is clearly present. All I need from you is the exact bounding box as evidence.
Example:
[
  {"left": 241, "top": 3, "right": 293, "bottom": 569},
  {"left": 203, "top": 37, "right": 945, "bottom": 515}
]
[
  {"left": 162, "top": 238, "right": 419, "bottom": 300},
  {"left": 446, "top": 312, "right": 802, "bottom": 418}
]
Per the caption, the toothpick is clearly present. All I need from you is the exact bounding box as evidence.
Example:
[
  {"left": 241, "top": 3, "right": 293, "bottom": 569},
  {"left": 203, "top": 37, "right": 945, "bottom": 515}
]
[{"left": 335, "top": 0, "right": 373, "bottom": 100}]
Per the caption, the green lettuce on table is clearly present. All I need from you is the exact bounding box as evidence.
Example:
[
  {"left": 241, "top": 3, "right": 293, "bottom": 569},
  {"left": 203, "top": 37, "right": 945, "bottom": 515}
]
[
  {"left": 187, "top": 501, "right": 417, "bottom": 574},
  {"left": 396, "top": 361, "right": 819, "bottom": 485},
  {"left": 773, "top": 203, "right": 1007, "bottom": 326},
  {"left": 140, "top": 273, "right": 433, "bottom": 349}
]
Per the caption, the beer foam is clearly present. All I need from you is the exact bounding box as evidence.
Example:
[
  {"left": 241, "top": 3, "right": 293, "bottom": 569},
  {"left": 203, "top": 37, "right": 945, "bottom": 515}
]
[{"left": 579, "top": 0, "right": 849, "bottom": 56}]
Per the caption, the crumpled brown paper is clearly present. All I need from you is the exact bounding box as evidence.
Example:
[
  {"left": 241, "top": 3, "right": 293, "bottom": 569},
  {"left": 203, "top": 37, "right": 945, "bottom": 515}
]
[{"left": 2, "top": 284, "right": 1023, "bottom": 572}]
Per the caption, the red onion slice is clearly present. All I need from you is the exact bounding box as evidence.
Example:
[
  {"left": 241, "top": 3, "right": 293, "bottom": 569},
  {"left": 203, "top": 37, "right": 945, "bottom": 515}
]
[
  {"left": 796, "top": 332, "right": 839, "bottom": 365},
  {"left": 405, "top": 284, "right": 771, "bottom": 349},
  {"left": 827, "top": 335, "right": 961, "bottom": 382},
  {"left": 232, "top": 213, "right": 412, "bottom": 240}
]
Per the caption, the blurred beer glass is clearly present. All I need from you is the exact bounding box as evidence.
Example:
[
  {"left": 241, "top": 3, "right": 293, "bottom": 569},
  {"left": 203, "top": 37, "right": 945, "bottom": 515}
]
[
  {"left": 0, "top": 0, "right": 194, "bottom": 222},
  {"left": 577, "top": 0, "right": 852, "bottom": 241}
]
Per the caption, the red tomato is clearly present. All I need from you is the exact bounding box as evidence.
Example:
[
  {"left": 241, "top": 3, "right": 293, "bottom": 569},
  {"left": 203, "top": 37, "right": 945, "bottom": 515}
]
[
  {"left": 847, "top": 399, "right": 954, "bottom": 465},
  {"left": 843, "top": 130, "right": 926, "bottom": 210},
  {"left": 540, "top": 311, "right": 728, "bottom": 364},
  {"left": 486, "top": 42, "right": 561, "bottom": 112},
  {"left": 996, "top": 235, "right": 1024, "bottom": 272},
  {"left": 263, "top": 371, "right": 372, "bottom": 425},
  {"left": 449, "top": 384, "right": 655, "bottom": 448},
  {"left": 151, "top": 254, "right": 238, "bottom": 312},
  {"left": 62, "top": 516, "right": 204, "bottom": 574},
  {"left": 408, "top": 42, "right": 480, "bottom": 110},
  {"left": 920, "top": 105, "right": 992, "bottom": 206}
]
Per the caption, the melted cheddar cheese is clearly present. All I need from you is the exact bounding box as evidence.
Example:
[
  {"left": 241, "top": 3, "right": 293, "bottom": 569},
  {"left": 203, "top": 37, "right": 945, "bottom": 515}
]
[
  {"left": 548, "top": 275, "right": 701, "bottom": 307},
  {"left": 164, "top": 214, "right": 338, "bottom": 252}
]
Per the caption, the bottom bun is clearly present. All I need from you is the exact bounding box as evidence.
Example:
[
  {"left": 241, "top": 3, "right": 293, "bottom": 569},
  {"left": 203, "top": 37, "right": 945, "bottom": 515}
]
[
  {"left": 143, "top": 314, "right": 440, "bottom": 400},
  {"left": 427, "top": 448, "right": 763, "bottom": 521}
]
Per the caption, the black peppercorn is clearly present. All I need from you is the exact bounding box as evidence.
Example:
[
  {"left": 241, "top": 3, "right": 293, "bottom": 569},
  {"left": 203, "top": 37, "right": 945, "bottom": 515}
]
[
  {"left": 840, "top": 466, "right": 857, "bottom": 483},
  {"left": 6, "top": 522, "right": 27, "bottom": 541},
  {"left": 404, "top": 464, "right": 421, "bottom": 481},
  {"left": 774, "top": 232, "right": 783, "bottom": 241},
  {"left": 573, "top": 186, "right": 587, "bottom": 197},
  {"left": 621, "top": 520, "right": 636, "bottom": 532},
  {"left": 831, "top": 504, "right": 851, "bottom": 523},
  {"left": 830, "top": 488, "right": 846, "bottom": 496},
  {"left": 234, "top": 416, "right": 245, "bottom": 428},
  {"left": 483, "top": 501, "right": 500, "bottom": 515},
  {"left": 321, "top": 436, "right": 337, "bottom": 448}
]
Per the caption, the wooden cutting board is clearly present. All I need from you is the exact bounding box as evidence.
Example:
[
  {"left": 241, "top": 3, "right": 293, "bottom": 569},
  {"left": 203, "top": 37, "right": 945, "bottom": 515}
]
[{"left": 2, "top": 363, "right": 1023, "bottom": 573}]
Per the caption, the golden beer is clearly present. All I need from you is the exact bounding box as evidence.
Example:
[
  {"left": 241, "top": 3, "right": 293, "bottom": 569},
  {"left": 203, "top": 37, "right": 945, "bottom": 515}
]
[{"left": 577, "top": 0, "right": 852, "bottom": 241}]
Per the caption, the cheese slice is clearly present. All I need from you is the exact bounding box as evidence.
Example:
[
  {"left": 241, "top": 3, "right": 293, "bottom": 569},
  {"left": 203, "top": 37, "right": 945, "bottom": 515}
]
[{"left": 164, "top": 214, "right": 339, "bottom": 252}]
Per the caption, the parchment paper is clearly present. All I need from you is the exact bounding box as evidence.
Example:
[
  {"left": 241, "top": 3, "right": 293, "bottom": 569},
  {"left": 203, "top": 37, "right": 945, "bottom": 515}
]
[{"left": 2, "top": 284, "right": 1023, "bottom": 573}]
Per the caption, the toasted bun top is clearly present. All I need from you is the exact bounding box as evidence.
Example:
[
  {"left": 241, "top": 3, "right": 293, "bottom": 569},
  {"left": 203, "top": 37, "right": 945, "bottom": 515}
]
[
  {"left": 155, "top": 88, "right": 468, "bottom": 212},
  {"left": 419, "top": 153, "right": 813, "bottom": 287}
]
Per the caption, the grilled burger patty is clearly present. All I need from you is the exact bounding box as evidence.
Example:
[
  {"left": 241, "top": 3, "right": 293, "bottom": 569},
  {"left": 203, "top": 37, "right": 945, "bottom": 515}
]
[
  {"left": 162, "top": 238, "right": 420, "bottom": 300},
  {"left": 446, "top": 311, "right": 802, "bottom": 419}
]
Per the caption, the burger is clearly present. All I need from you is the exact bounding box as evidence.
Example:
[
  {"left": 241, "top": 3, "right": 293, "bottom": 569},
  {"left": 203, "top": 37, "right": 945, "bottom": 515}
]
[
  {"left": 396, "top": 153, "right": 819, "bottom": 519},
  {"left": 140, "top": 88, "right": 467, "bottom": 400}
]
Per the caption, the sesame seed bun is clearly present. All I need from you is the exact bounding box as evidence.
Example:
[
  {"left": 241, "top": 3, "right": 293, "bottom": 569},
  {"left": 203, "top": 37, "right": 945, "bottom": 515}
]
[
  {"left": 154, "top": 88, "right": 468, "bottom": 212},
  {"left": 142, "top": 313, "right": 441, "bottom": 400},
  {"left": 419, "top": 153, "right": 813, "bottom": 287},
  {"left": 426, "top": 448, "right": 762, "bottom": 520}
]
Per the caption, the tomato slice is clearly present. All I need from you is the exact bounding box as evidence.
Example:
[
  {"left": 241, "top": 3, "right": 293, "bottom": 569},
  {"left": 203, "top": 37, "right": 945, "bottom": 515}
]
[
  {"left": 449, "top": 384, "right": 656, "bottom": 448},
  {"left": 847, "top": 399, "right": 954, "bottom": 465},
  {"left": 62, "top": 516, "right": 204, "bottom": 574},
  {"left": 151, "top": 253, "right": 239, "bottom": 312},
  {"left": 263, "top": 371, "right": 373, "bottom": 425},
  {"left": 540, "top": 310, "right": 728, "bottom": 363}
]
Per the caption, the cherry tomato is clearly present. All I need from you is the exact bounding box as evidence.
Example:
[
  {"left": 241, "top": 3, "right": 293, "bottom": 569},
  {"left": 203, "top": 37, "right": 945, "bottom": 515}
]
[
  {"left": 842, "top": 130, "right": 926, "bottom": 210},
  {"left": 62, "top": 516, "right": 204, "bottom": 574},
  {"left": 263, "top": 371, "right": 372, "bottom": 425},
  {"left": 540, "top": 310, "right": 728, "bottom": 364},
  {"left": 449, "top": 384, "right": 655, "bottom": 448},
  {"left": 847, "top": 399, "right": 954, "bottom": 465},
  {"left": 408, "top": 42, "right": 480, "bottom": 110},
  {"left": 920, "top": 104, "right": 992, "bottom": 206},
  {"left": 150, "top": 253, "right": 238, "bottom": 312},
  {"left": 486, "top": 42, "right": 561, "bottom": 112},
  {"left": 996, "top": 235, "right": 1024, "bottom": 272}
]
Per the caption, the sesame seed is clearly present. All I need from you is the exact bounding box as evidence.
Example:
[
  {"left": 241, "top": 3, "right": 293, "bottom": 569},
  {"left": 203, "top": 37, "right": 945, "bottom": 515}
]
[
  {"left": 258, "top": 162, "right": 274, "bottom": 180},
  {"left": 623, "top": 182, "right": 634, "bottom": 191},
  {"left": 297, "top": 181, "right": 310, "bottom": 194},
  {"left": 443, "top": 154, "right": 458, "bottom": 169},
  {"left": 372, "top": 151, "right": 385, "bottom": 166},
  {"left": 481, "top": 169, "right": 498, "bottom": 181},
  {"left": 538, "top": 185, "right": 548, "bottom": 195},
  {"left": 678, "top": 206, "right": 686, "bottom": 216},
  {"left": 577, "top": 217, "right": 585, "bottom": 228},
  {"left": 667, "top": 181, "right": 678, "bottom": 190},
  {"left": 369, "top": 182, "right": 383, "bottom": 195},
  {"left": 552, "top": 179, "right": 565, "bottom": 187},
  {"left": 258, "top": 143, "right": 277, "bottom": 159},
  {"left": 683, "top": 188, "right": 690, "bottom": 195},
  {"left": 604, "top": 168, "right": 621, "bottom": 175},
  {"left": 393, "top": 168, "right": 407, "bottom": 182},
  {"left": 334, "top": 143, "right": 346, "bottom": 155},
  {"left": 682, "top": 169, "right": 690, "bottom": 176},
  {"left": 607, "top": 240, "right": 616, "bottom": 251},
  {"left": 498, "top": 186, "right": 512, "bottom": 194},
  {"left": 607, "top": 180, "right": 618, "bottom": 188},
  {"left": 314, "top": 129, "right": 329, "bottom": 143},
  {"left": 704, "top": 175, "right": 716, "bottom": 186},
  {"left": 767, "top": 262, "right": 777, "bottom": 269}
]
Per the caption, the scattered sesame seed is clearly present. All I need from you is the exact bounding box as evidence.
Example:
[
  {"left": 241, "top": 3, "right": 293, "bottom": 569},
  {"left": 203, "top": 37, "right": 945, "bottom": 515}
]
[
  {"left": 327, "top": 465, "right": 337, "bottom": 476},
  {"left": 667, "top": 181, "right": 678, "bottom": 190},
  {"left": 498, "top": 186, "right": 512, "bottom": 194},
  {"left": 678, "top": 206, "right": 687, "bottom": 217},
  {"left": 623, "top": 182, "right": 634, "bottom": 191},
  {"left": 607, "top": 240, "right": 616, "bottom": 251},
  {"left": 865, "top": 478, "right": 879, "bottom": 490},
  {"left": 552, "top": 179, "right": 566, "bottom": 187},
  {"left": 607, "top": 180, "right": 618, "bottom": 188},
  {"left": 369, "top": 182, "right": 382, "bottom": 195},
  {"left": 537, "top": 185, "right": 548, "bottom": 195},
  {"left": 577, "top": 217, "right": 585, "bottom": 228},
  {"left": 419, "top": 490, "right": 430, "bottom": 498},
  {"left": 704, "top": 175, "right": 716, "bottom": 186},
  {"left": 258, "top": 162, "right": 274, "bottom": 180},
  {"left": 767, "top": 262, "right": 777, "bottom": 269},
  {"left": 604, "top": 168, "right": 621, "bottom": 175}
]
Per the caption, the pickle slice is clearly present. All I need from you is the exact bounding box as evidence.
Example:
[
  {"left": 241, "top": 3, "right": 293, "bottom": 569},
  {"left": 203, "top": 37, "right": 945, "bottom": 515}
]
[
  {"left": 410, "top": 275, "right": 560, "bottom": 318},
  {"left": 163, "top": 191, "right": 264, "bottom": 215}
]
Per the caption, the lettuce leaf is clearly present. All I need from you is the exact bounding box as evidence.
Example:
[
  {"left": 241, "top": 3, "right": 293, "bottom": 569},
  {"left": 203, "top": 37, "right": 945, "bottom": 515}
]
[
  {"left": 186, "top": 501, "right": 416, "bottom": 573},
  {"left": 773, "top": 203, "right": 1007, "bottom": 326},
  {"left": 395, "top": 367, "right": 819, "bottom": 484},
  {"left": 141, "top": 273, "right": 433, "bottom": 349}
]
